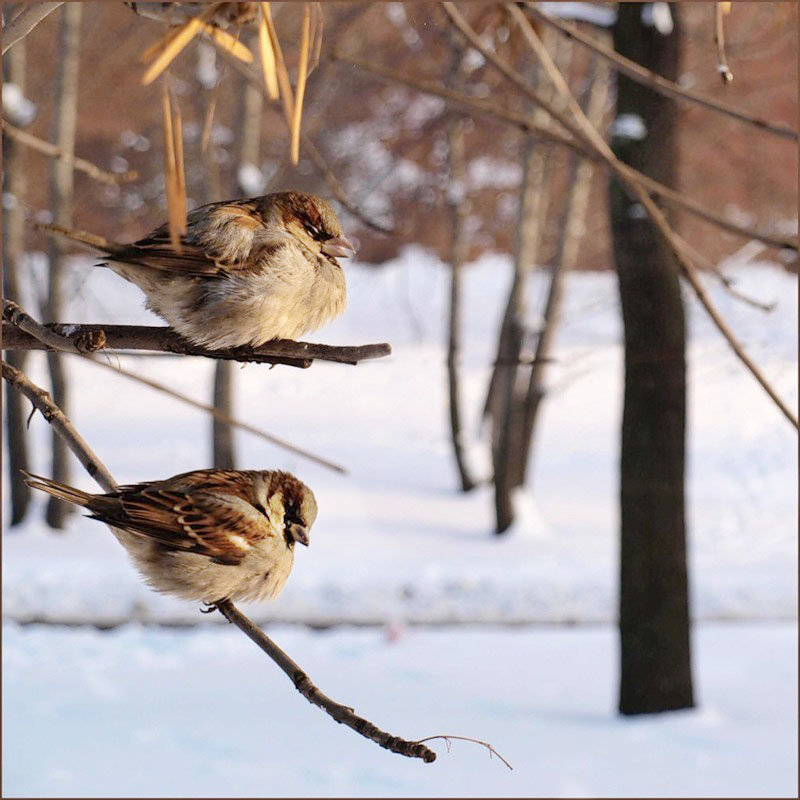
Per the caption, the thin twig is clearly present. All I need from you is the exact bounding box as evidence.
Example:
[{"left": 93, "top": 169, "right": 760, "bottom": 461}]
[
  {"left": 0, "top": 362, "right": 441, "bottom": 764},
  {"left": 1, "top": 121, "right": 139, "bottom": 184},
  {"left": 83, "top": 354, "right": 347, "bottom": 474},
  {"left": 415, "top": 735, "right": 513, "bottom": 770},
  {"left": 216, "top": 599, "right": 437, "bottom": 763},
  {"left": 506, "top": 3, "right": 797, "bottom": 430},
  {"left": 331, "top": 51, "right": 797, "bottom": 252},
  {"left": 1, "top": 360, "right": 117, "bottom": 492},
  {"left": 677, "top": 238, "right": 777, "bottom": 313},
  {"left": 530, "top": 6, "right": 794, "bottom": 140},
  {"left": 2, "top": 1, "right": 63, "bottom": 55},
  {"left": 1, "top": 322, "right": 392, "bottom": 367},
  {"left": 302, "top": 138, "right": 394, "bottom": 234},
  {"left": 714, "top": 0, "right": 734, "bottom": 84}
]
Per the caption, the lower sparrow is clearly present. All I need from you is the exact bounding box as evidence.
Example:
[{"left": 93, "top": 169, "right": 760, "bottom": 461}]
[
  {"left": 23, "top": 469, "right": 318, "bottom": 605},
  {"left": 40, "top": 191, "right": 355, "bottom": 350}
]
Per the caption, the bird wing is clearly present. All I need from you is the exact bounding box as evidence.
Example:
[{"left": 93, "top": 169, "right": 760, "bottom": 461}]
[
  {"left": 96, "top": 480, "right": 270, "bottom": 566},
  {"left": 109, "top": 201, "right": 269, "bottom": 277}
]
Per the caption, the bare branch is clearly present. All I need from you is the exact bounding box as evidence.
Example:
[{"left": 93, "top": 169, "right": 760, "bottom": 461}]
[
  {"left": 529, "top": 6, "right": 795, "bottom": 141},
  {"left": 1, "top": 360, "right": 117, "bottom": 492},
  {"left": 506, "top": 3, "right": 798, "bottom": 430},
  {"left": 2, "top": 1, "right": 63, "bottom": 55},
  {"left": 0, "top": 362, "right": 440, "bottom": 763},
  {"left": 3, "top": 299, "right": 106, "bottom": 354},
  {"left": 2, "top": 322, "right": 392, "bottom": 368},
  {"left": 332, "top": 51, "right": 797, "bottom": 252},
  {"left": 1, "top": 121, "right": 139, "bottom": 184},
  {"left": 215, "top": 599, "right": 437, "bottom": 763}
]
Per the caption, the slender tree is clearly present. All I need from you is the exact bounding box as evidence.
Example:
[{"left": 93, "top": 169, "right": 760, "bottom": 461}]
[
  {"left": 2, "top": 21, "right": 32, "bottom": 525},
  {"left": 445, "top": 35, "right": 476, "bottom": 492},
  {"left": 517, "top": 56, "right": 610, "bottom": 485},
  {"left": 43, "top": 1, "right": 82, "bottom": 528},
  {"left": 610, "top": 3, "right": 693, "bottom": 714}
]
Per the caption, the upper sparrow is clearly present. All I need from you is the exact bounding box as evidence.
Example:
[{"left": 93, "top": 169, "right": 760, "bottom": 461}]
[
  {"left": 40, "top": 191, "right": 354, "bottom": 350},
  {"left": 23, "top": 468, "right": 318, "bottom": 605}
]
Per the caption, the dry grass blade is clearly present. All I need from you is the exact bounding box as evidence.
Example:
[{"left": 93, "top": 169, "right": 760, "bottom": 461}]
[
  {"left": 174, "top": 103, "right": 187, "bottom": 222},
  {"left": 291, "top": 4, "right": 312, "bottom": 165},
  {"left": 142, "top": 16, "right": 203, "bottom": 86},
  {"left": 308, "top": 2, "right": 324, "bottom": 75},
  {"left": 258, "top": 9, "right": 280, "bottom": 99},
  {"left": 200, "top": 88, "right": 218, "bottom": 154},
  {"left": 198, "top": 19, "right": 254, "bottom": 62},
  {"left": 161, "top": 84, "right": 185, "bottom": 252},
  {"left": 261, "top": 2, "right": 294, "bottom": 124},
  {"left": 714, "top": 0, "right": 733, "bottom": 83}
]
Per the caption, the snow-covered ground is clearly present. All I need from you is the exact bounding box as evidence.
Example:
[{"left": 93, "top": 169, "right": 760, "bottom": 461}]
[
  {"left": 2, "top": 248, "right": 797, "bottom": 796},
  {"left": 3, "top": 621, "right": 797, "bottom": 797},
  {"left": 3, "top": 249, "right": 797, "bottom": 625}
]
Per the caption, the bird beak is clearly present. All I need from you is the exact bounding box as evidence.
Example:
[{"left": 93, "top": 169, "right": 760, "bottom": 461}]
[
  {"left": 321, "top": 236, "right": 356, "bottom": 259},
  {"left": 289, "top": 524, "right": 310, "bottom": 547}
]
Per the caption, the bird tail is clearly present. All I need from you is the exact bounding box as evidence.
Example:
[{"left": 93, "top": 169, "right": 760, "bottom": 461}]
[
  {"left": 35, "top": 223, "right": 124, "bottom": 257},
  {"left": 21, "top": 471, "right": 93, "bottom": 508}
]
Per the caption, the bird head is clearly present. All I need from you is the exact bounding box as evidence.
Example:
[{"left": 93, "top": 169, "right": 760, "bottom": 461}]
[
  {"left": 255, "top": 470, "right": 318, "bottom": 549},
  {"left": 259, "top": 191, "right": 356, "bottom": 265}
]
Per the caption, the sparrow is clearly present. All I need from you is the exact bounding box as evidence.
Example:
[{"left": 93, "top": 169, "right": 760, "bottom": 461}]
[
  {"left": 39, "top": 191, "right": 355, "bottom": 350},
  {"left": 23, "top": 468, "right": 318, "bottom": 605}
]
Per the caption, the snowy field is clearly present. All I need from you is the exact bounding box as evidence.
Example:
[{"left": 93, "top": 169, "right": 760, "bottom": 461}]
[
  {"left": 2, "top": 621, "right": 797, "bottom": 797},
  {"left": 2, "top": 247, "right": 798, "bottom": 796}
]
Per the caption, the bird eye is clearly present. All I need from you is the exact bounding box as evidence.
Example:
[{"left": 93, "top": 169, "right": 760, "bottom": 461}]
[{"left": 305, "top": 223, "right": 332, "bottom": 242}]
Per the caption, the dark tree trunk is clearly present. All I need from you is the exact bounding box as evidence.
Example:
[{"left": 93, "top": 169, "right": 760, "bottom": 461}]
[
  {"left": 44, "top": 2, "right": 81, "bottom": 529},
  {"left": 2, "top": 34, "right": 32, "bottom": 525},
  {"left": 610, "top": 3, "right": 693, "bottom": 715}
]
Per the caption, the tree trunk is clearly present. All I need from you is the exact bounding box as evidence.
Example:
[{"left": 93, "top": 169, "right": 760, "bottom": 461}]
[
  {"left": 491, "top": 133, "right": 551, "bottom": 533},
  {"left": 2, "top": 34, "right": 32, "bottom": 525},
  {"left": 44, "top": 2, "right": 81, "bottom": 529},
  {"left": 445, "top": 37, "right": 475, "bottom": 493},
  {"left": 611, "top": 3, "right": 693, "bottom": 715},
  {"left": 517, "top": 56, "right": 610, "bottom": 485}
]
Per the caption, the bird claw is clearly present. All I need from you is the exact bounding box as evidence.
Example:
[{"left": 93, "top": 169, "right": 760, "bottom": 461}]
[{"left": 200, "top": 602, "right": 219, "bottom": 614}]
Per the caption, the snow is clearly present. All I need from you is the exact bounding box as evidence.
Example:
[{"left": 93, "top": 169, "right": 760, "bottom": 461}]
[
  {"left": 2, "top": 251, "right": 797, "bottom": 626},
  {"left": 611, "top": 113, "right": 648, "bottom": 141},
  {"left": 641, "top": 3, "right": 675, "bottom": 35},
  {"left": 536, "top": 2, "right": 618, "bottom": 28},
  {"left": 2, "top": 245, "right": 797, "bottom": 796},
  {"left": 237, "top": 162, "right": 265, "bottom": 195},
  {"left": 2, "top": 82, "right": 37, "bottom": 126},
  {"left": 3, "top": 621, "right": 796, "bottom": 797}
]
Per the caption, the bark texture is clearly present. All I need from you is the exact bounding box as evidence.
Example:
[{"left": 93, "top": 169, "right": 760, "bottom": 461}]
[{"left": 611, "top": 3, "right": 693, "bottom": 715}]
